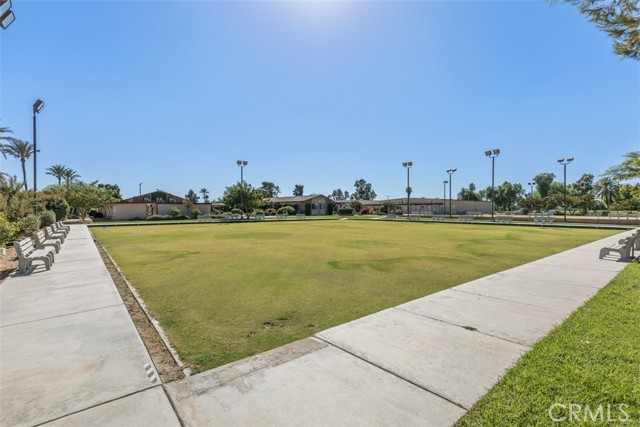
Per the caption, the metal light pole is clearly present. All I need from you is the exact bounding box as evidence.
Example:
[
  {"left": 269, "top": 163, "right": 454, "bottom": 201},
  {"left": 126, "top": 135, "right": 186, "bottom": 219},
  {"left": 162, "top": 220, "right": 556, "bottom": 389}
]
[
  {"left": 485, "top": 149, "right": 500, "bottom": 220},
  {"left": 139, "top": 182, "right": 143, "bottom": 196},
  {"left": 443, "top": 180, "right": 448, "bottom": 214},
  {"left": 402, "top": 161, "right": 412, "bottom": 218},
  {"left": 528, "top": 182, "right": 534, "bottom": 196},
  {"left": 446, "top": 168, "right": 457, "bottom": 218},
  {"left": 558, "top": 157, "right": 574, "bottom": 222},
  {"left": 237, "top": 160, "right": 248, "bottom": 215},
  {"left": 32, "top": 99, "right": 44, "bottom": 193}
]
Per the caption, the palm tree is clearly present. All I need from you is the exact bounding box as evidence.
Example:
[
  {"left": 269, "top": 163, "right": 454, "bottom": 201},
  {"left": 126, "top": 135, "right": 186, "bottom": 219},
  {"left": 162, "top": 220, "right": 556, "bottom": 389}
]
[
  {"left": 0, "top": 126, "right": 13, "bottom": 159},
  {"left": 594, "top": 178, "right": 619, "bottom": 208},
  {"left": 200, "top": 188, "right": 210, "bottom": 203},
  {"left": 46, "top": 164, "right": 69, "bottom": 186},
  {"left": 1, "top": 139, "right": 33, "bottom": 190},
  {"left": 62, "top": 168, "right": 81, "bottom": 187}
]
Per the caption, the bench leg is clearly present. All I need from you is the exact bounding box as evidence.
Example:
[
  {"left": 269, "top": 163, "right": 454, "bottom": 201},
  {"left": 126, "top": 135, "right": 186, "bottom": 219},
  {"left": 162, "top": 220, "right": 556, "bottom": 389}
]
[{"left": 599, "top": 248, "right": 609, "bottom": 259}]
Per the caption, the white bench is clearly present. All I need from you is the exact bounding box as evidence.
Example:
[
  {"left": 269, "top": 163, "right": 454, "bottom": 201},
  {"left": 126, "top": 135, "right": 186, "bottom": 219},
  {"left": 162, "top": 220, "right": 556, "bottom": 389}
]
[
  {"left": 408, "top": 214, "right": 420, "bottom": 221},
  {"left": 44, "top": 225, "right": 66, "bottom": 243},
  {"left": 459, "top": 214, "right": 474, "bottom": 223},
  {"left": 296, "top": 214, "right": 306, "bottom": 220},
  {"left": 198, "top": 214, "right": 213, "bottom": 222},
  {"left": 33, "top": 229, "right": 61, "bottom": 253},
  {"left": 255, "top": 214, "right": 265, "bottom": 221},
  {"left": 495, "top": 215, "right": 513, "bottom": 224},
  {"left": 52, "top": 222, "right": 69, "bottom": 237},
  {"left": 276, "top": 214, "right": 288, "bottom": 220},
  {"left": 56, "top": 221, "right": 70, "bottom": 233},
  {"left": 599, "top": 236, "right": 635, "bottom": 260},
  {"left": 432, "top": 215, "right": 446, "bottom": 222},
  {"left": 533, "top": 213, "right": 555, "bottom": 225},
  {"left": 227, "top": 214, "right": 242, "bottom": 221},
  {"left": 14, "top": 237, "right": 55, "bottom": 273}
]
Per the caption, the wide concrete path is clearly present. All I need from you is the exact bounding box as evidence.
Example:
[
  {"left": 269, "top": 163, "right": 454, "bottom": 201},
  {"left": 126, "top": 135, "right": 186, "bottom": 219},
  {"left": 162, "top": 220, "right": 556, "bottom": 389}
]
[
  {"left": 165, "top": 230, "right": 634, "bottom": 426},
  {"left": 0, "top": 225, "right": 180, "bottom": 427}
]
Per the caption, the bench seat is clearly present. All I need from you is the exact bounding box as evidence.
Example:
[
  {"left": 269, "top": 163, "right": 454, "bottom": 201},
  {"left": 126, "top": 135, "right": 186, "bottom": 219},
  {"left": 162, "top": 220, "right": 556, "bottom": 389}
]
[{"left": 14, "top": 237, "right": 55, "bottom": 273}]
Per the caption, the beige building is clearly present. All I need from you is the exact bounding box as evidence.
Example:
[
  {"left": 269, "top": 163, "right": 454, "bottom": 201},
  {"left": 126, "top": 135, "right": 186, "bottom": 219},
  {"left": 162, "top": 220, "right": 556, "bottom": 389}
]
[{"left": 103, "top": 190, "right": 213, "bottom": 220}]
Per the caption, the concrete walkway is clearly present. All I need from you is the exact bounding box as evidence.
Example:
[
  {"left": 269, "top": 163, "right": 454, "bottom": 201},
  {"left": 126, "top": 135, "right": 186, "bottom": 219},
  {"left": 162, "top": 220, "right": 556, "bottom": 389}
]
[
  {"left": 0, "top": 226, "right": 634, "bottom": 426},
  {"left": 0, "top": 225, "right": 180, "bottom": 427}
]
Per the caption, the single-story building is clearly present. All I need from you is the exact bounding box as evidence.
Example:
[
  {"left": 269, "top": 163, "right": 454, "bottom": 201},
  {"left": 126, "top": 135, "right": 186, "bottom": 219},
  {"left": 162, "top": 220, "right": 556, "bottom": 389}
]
[
  {"left": 267, "top": 195, "right": 333, "bottom": 216},
  {"left": 102, "top": 190, "right": 213, "bottom": 220},
  {"left": 336, "top": 197, "right": 493, "bottom": 215}
]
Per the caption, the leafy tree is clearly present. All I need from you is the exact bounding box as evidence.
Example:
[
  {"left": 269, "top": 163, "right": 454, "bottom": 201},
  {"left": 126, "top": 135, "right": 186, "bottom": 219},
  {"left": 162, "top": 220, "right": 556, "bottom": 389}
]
[
  {"left": 604, "top": 151, "right": 640, "bottom": 180},
  {"left": 65, "top": 182, "right": 118, "bottom": 220},
  {"left": 554, "top": 0, "right": 640, "bottom": 59},
  {"left": 350, "top": 200, "right": 363, "bottom": 213},
  {"left": 533, "top": 173, "right": 556, "bottom": 198},
  {"left": 293, "top": 184, "right": 304, "bottom": 196},
  {"left": 572, "top": 173, "right": 595, "bottom": 196},
  {"left": 458, "top": 183, "right": 481, "bottom": 201},
  {"left": 1, "top": 139, "right": 33, "bottom": 190},
  {"left": 200, "top": 188, "right": 210, "bottom": 203},
  {"left": 222, "top": 182, "right": 264, "bottom": 215},
  {"left": 62, "top": 168, "right": 81, "bottom": 187},
  {"left": 0, "top": 174, "right": 32, "bottom": 221},
  {"left": 611, "top": 183, "right": 640, "bottom": 210},
  {"left": 380, "top": 199, "right": 397, "bottom": 214},
  {"left": 330, "top": 189, "right": 346, "bottom": 200},
  {"left": 520, "top": 194, "right": 545, "bottom": 213},
  {"left": 97, "top": 183, "right": 122, "bottom": 200},
  {"left": 185, "top": 189, "right": 199, "bottom": 203},
  {"left": 0, "top": 126, "right": 14, "bottom": 159},
  {"left": 45, "top": 164, "right": 69, "bottom": 186},
  {"left": 260, "top": 182, "right": 281, "bottom": 198},
  {"left": 494, "top": 181, "right": 525, "bottom": 211},
  {"left": 351, "top": 179, "right": 377, "bottom": 200},
  {"left": 594, "top": 177, "right": 619, "bottom": 207}
]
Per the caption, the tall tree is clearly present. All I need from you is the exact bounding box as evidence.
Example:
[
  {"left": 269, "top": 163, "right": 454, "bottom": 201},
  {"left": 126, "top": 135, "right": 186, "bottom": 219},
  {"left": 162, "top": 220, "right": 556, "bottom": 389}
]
[
  {"left": 97, "top": 183, "right": 123, "bottom": 200},
  {"left": 554, "top": 0, "right": 640, "bottom": 59},
  {"left": 62, "top": 168, "right": 81, "bottom": 187},
  {"left": 185, "top": 189, "right": 199, "bottom": 203},
  {"left": 0, "top": 126, "right": 13, "bottom": 159},
  {"left": 572, "top": 173, "right": 595, "bottom": 195},
  {"left": 533, "top": 173, "right": 556, "bottom": 198},
  {"left": 260, "top": 182, "right": 280, "bottom": 198},
  {"left": 1, "top": 139, "right": 33, "bottom": 190},
  {"left": 222, "top": 182, "right": 264, "bottom": 214},
  {"left": 293, "top": 184, "right": 304, "bottom": 196},
  {"left": 330, "top": 189, "right": 346, "bottom": 200},
  {"left": 594, "top": 177, "right": 619, "bottom": 207},
  {"left": 200, "top": 188, "right": 210, "bottom": 203},
  {"left": 494, "top": 181, "right": 525, "bottom": 211},
  {"left": 352, "top": 179, "right": 377, "bottom": 200},
  {"left": 604, "top": 151, "right": 640, "bottom": 180},
  {"left": 458, "top": 183, "right": 481, "bottom": 201},
  {"left": 46, "top": 164, "right": 69, "bottom": 186}
]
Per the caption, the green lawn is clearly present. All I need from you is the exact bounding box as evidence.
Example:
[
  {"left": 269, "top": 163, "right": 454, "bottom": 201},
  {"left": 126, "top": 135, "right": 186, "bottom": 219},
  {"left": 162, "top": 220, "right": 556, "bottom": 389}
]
[
  {"left": 456, "top": 261, "right": 640, "bottom": 427},
  {"left": 92, "top": 221, "right": 617, "bottom": 373}
]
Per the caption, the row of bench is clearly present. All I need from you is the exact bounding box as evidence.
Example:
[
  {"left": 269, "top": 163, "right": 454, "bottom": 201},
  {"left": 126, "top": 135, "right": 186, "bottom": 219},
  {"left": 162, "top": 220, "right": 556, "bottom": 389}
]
[
  {"left": 14, "top": 222, "right": 70, "bottom": 274},
  {"left": 599, "top": 230, "right": 640, "bottom": 261}
]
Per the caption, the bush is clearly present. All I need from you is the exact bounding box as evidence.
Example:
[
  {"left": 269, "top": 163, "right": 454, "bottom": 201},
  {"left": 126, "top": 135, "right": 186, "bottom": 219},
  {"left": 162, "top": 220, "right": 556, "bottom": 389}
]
[
  {"left": 44, "top": 196, "right": 70, "bottom": 221},
  {"left": 189, "top": 208, "right": 202, "bottom": 219},
  {"left": 0, "top": 213, "right": 18, "bottom": 246},
  {"left": 88, "top": 209, "right": 104, "bottom": 218},
  {"left": 211, "top": 208, "right": 222, "bottom": 215},
  {"left": 253, "top": 209, "right": 265, "bottom": 215},
  {"left": 277, "top": 206, "right": 296, "bottom": 215},
  {"left": 359, "top": 208, "right": 370, "bottom": 215},
  {"left": 170, "top": 207, "right": 182, "bottom": 217},
  {"left": 266, "top": 208, "right": 277, "bottom": 216},
  {"left": 146, "top": 215, "right": 170, "bottom": 221},
  {"left": 39, "top": 210, "right": 57, "bottom": 228},
  {"left": 338, "top": 207, "right": 354, "bottom": 216},
  {"left": 15, "top": 214, "right": 40, "bottom": 239},
  {"left": 231, "top": 208, "right": 241, "bottom": 214}
]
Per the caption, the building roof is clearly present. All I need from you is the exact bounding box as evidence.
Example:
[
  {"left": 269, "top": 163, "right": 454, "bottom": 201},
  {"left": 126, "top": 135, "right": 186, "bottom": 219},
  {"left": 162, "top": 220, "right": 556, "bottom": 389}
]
[
  {"left": 268, "top": 195, "right": 331, "bottom": 203},
  {"left": 121, "top": 190, "right": 184, "bottom": 204}
]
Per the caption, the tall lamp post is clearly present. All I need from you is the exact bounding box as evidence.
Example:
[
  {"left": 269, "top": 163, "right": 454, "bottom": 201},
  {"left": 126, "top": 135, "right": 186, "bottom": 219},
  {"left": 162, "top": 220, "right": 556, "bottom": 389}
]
[
  {"left": 237, "top": 160, "right": 248, "bottom": 215},
  {"left": 402, "top": 161, "right": 412, "bottom": 218},
  {"left": 139, "top": 182, "right": 143, "bottom": 196},
  {"left": 528, "top": 181, "right": 534, "bottom": 196},
  {"left": 558, "top": 157, "right": 574, "bottom": 222},
  {"left": 443, "top": 180, "right": 448, "bottom": 214},
  {"left": 446, "top": 168, "right": 457, "bottom": 218},
  {"left": 485, "top": 149, "right": 500, "bottom": 220},
  {"left": 0, "top": 0, "right": 16, "bottom": 29},
  {"left": 32, "top": 99, "right": 44, "bottom": 193}
]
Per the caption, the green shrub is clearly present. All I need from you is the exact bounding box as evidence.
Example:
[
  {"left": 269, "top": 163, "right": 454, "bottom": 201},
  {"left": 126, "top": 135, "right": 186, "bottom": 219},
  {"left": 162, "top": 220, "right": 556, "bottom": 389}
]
[
  {"left": 231, "top": 208, "right": 241, "bottom": 214},
  {"left": 45, "top": 196, "right": 70, "bottom": 221},
  {"left": 39, "top": 210, "right": 57, "bottom": 228},
  {"left": 189, "top": 208, "right": 202, "bottom": 219},
  {"left": 253, "top": 209, "right": 265, "bottom": 215},
  {"left": 15, "top": 214, "right": 40, "bottom": 239},
  {"left": 266, "top": 208, "right": 277, "bottom": 216},
  {"left": 146, "top": 215, "right": 170, "bottom": 221},
  {"left": 211, "top": 208, "right": 222, "bottom": 215},
  {"left": 338, "top": 207, "right": 354, "bottom": 216},
  {"left": 170, "top": 207, "right": 182, "bottom": 217},
  {"left": 0, "top": 213, "right": 18, "bottom": 246},
  {"left": 277, "top": 206, "right": 296, "bottom": 215}
]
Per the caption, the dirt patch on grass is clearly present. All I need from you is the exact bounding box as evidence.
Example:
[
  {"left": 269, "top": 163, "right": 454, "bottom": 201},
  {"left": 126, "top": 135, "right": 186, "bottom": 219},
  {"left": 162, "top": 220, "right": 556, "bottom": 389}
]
[
  {"left": 0, "top": 247, "right": 18, "bottom": 284},
  {"left": 95, "top": 242, "right": 186, "bottom": 383}
]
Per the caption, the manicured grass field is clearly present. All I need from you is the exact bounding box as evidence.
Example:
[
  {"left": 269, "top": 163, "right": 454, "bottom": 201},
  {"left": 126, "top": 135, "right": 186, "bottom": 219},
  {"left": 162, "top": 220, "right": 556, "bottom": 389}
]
[
  {"left": 456, "top": 261, "right": 640, "bottom": 427},
  {"left": 92, "top": 221, "right": 617, "bottom": 373}
]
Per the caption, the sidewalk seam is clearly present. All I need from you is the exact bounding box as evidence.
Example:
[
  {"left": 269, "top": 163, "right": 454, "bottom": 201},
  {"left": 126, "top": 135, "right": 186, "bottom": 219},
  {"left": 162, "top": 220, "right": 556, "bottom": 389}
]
[{"left": 0, "top": 303, "right": 123, "bottom": 329}]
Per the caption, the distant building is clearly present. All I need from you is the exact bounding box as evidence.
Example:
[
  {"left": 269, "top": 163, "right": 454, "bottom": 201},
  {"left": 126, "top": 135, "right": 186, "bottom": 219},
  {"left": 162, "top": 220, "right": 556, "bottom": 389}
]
[
  {"left": 337, "top": 197, "right": 493, "bottom": 215},
  {"left": 102, "top": 190, "right": 213, "bottom": 220},
  {"left": 267, "top": 195, "right": 333, "bottom": 215}
]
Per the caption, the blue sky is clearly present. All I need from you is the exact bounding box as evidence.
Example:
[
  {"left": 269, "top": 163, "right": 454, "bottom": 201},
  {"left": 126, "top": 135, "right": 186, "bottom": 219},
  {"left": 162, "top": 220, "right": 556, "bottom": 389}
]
[{"left": 1, "top": 1, "right": 638, "bottom": 200}]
